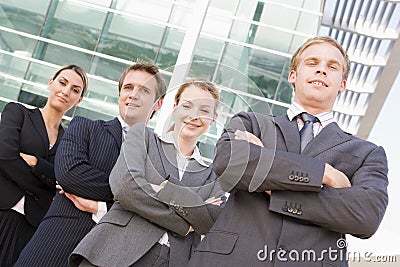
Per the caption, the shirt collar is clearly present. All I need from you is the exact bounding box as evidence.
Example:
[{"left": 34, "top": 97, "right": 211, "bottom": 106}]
[
  {"left": 287, "top": 102, "right": 335, "bottom": 128},
  {"left": 160, "top": 131, "right": 209, "bottom": 167},
  {"left": 117, "top": 115, "right": 130, "bottom": 129}
]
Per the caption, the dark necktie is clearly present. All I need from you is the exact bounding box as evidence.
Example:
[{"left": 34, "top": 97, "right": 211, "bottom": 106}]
[
  {"left": 299, "top": 113, "right": 317, "bottom": 152},
  {"left": 122, "top": 126, "right": 129, "bottom": 140}
]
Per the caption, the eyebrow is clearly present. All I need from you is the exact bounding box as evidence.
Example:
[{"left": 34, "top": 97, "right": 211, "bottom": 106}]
[
  {"left": 181, "top": 99, "right": 212, "bottom": 107},
  {"left": 305, "top": 57, "right": 341, "bottom": 66},
  {"left": 123, "top": 83, "right": 152, "bottom": 91},
  {"left": 59, "top": 76, "right": 82, "bottom": 89}
]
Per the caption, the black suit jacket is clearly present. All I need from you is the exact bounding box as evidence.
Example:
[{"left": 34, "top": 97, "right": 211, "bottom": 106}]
[
  {"left": 0, "top": 102, "right": 64, "bottom": 226},
  {"left": 15, "top": 116, "right": 122, "bottom": 267},
  {"left": 188, "top": 112, "right": 388, "bottom": 267}
]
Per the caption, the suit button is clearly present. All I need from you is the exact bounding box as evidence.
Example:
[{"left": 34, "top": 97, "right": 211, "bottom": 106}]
[
  {"left": 304, "top": 177, "right": 309, "bottom": 183},
  {"left": 294, "top": 175, "right": 299, "bottom": 181},
  {"left": 297, "top": 209, "right": 303, "bottom": 215},
  {"left": 287, "top": 207, "right": 293, "bottom": 213},
  {"left": 288, "top": 174, "right": 294, "bottom": 181},
  {"left": 292, "top": 208, "right": 297, "bottom": 214}
]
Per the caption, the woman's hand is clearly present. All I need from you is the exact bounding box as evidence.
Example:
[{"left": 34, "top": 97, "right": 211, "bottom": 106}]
[
  {"left": 205, "top": 196, "right": 223, "bottom": 206},
  {"left": 56, "top": 183, "right": 98, "bottom": 214},
  {"left": 20, "top": 152, "right": 38, "bottom": 167}
]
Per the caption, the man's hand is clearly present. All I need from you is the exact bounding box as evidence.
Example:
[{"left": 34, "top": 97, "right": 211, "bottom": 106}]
[
  {"left": 322, "top": 163, "right": 351, "bottom": 188},
  {"left": 20, "top": 152, "right": 37, "bottom": 167},
  {"left": 56, "top": 183, "right": 98, "bottom": 214},
  {"left": 234, "top": 130, "right": 264, "bottom": 147}
]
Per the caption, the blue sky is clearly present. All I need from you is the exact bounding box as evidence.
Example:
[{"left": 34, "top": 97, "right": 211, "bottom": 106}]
[{"left": 347, "top": 73, "right": 400, "bottom": 255}]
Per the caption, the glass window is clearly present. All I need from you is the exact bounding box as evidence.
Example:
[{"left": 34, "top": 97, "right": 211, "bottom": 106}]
[
  {"left": 24, "top": 63, "right": 56, "bottom": 86},
  {"left": 114, "top": 0, "right": 172, "bottom": 22},
  {"left": 220, "top": 44, "right": 289, "bottom": 100},
  {"left": 274, "top": 79, "right": 293, "bottom": 104},
  {"left": 95, "top": 14, "right": 166, "bottom": 66},
  {"left": 189, "top": 36, "right": 224, "bottom": 80},
  {"left": 0, "top": 1, "right": 50, "bottom": 35},
  {"left": 34, "top": 42, "right": 92, "bottom": 70},
  {"left": 0, "top": 52, "right": 30, "bottom": 78},
  {"left": 78, "top": 0, "right": 112, "bottom": 7},
  {"left": 209, "top": 0, "right": 239, "bottom": 15},
  {"left": 40, "top": 1, "right": 107, "bottom": 51},
  {"left": 202, "top": 13, "right": 233, "bottom": 38},
  {"left": 90, "top": 57, "right": 128, "bottom": 81},
  {"left": 156, "top": 28, "right": 184, "bottom": 69},
  {"left": 0, "top": 32, "right": 37, "bottom": 54},
  {"left": 0, "top": 75, "right": 22, "bottom": 101},
  {"left": 168, "top": 4, "right": 192, "bottom": 28}
]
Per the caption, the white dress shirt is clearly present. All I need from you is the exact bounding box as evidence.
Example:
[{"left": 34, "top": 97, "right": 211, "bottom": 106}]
[{"left": 158, "top": 131, "right": 208, "bottom": 246}]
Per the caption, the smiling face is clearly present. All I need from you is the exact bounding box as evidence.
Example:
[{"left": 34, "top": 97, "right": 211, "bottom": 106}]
[
  {"left": 47, "top": 69, "right": 84, "bottom": 113},
  {"left": 288, "top": 42, "right": 347, "bottom": 114},
  {"left": 173, "top": 85, "right": 218, "bottom": 143},
  {"left": 118, "top": 70, "right": 162, "bottom": 126}
]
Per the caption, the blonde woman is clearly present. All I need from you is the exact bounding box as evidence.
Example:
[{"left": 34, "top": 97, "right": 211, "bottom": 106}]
[{"left": 70, "top": 80, "right": 225, "bottom": 267}]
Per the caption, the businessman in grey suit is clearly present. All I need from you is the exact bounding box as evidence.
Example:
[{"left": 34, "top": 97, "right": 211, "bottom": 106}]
[
  {"left": 187, "top": 36, "right": 389, "bottom": 267},
  {"left": 15, "top": 62, "right": 167, "bottom": 267}
]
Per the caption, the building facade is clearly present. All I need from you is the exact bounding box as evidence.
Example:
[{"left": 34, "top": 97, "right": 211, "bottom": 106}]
[{"left": 0, "top": 0, "right": 399, "bottom": 158}]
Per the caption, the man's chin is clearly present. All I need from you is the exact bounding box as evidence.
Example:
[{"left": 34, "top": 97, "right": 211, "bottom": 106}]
[{"left": 124, "top": 115, "right": 148, "bottom": 126}]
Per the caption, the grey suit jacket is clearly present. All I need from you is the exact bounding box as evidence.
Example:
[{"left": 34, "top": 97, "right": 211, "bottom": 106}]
[
  {"left": 187, "top": 112, "right": 388, "bottom": 267},
  {"left": 70, "top": 123, "right": 224, "bottom": 267}
]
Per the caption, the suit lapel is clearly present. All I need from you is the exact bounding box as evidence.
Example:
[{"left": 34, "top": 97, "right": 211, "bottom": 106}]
[
  {"left": 158, "top": 140, "right": 209, "bottom": 186},
  {"left": 303, "top": 122, "right": 351, "bottom": 156},
  {"left": 105, "top": 118, "right": 122, "bottom": 150},
  {"left": 29, "top": 108, "right": 49, "bottom": 154},
  {"left": 273, "top": 115, "right": 301, "bottom": 153},
  {"left": 159, "top": 141, "right": 180, "bottom": 180}
]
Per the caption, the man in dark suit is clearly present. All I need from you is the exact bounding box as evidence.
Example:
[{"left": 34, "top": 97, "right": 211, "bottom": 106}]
[
  {"left": 187, "top": 36, "right": 389, "bottom": 267},
  {"left": 15, "top": 62, "right": 167, "bottom": 267}
]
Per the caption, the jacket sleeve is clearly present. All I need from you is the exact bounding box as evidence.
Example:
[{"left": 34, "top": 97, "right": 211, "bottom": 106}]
[
  {"left": 0, "top": 103, "right": 52, "bottom": 196},
  {"left": 269, "top": 145, "right": 389, "bottom": 239},
  {"left": 31, "top": 156, "right": 57, "bottom": 187},
  {"left": 55, "top": 117, "right": 113, "bottom": 202},
  {"left": 110, "top": 124, "right": 191, "bottom": 236},
  {"left": 214, "top": 112, "right": 324, "bottom": 193},
  {"left": 156, "top": 171, "right": 226, "bottom": 234}
]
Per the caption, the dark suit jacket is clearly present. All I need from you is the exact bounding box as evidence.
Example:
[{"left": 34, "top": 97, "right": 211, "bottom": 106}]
[
  {"left": 15, "top": 116, "right": 122, "bottom": 267},
  {"left": 70, "top": 123, "right": 225, "bottom": 267},
  {"left": 188, "top": 112, "right": 388, "bottom": 267},
  {"left": 0, "top": 102, "right": 63, "bottom": 226}
]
